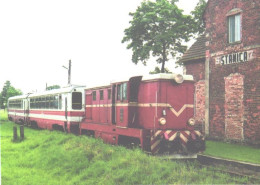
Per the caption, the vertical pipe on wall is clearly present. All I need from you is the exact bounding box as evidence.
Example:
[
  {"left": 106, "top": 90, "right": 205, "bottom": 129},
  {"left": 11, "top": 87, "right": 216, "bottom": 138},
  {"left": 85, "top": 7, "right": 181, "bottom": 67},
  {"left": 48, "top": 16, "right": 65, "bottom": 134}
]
[{"left": 205, "top": 58, "right": 210, "bottom": 136}]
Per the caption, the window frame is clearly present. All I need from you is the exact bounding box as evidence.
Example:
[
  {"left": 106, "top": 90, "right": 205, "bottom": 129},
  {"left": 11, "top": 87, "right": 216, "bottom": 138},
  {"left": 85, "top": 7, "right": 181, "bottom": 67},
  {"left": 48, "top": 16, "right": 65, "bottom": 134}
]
[
  {"left": 72, "top": 92, "right": 82, "bottom": 110},
  {"left": 227, "top": 13, "right": 241, "bottom": 44},
  {"left": 92, "top": 91, "right": 96, "bottom": 101},
  {"left": 117, "top": 83, "right": 128, "bottom": 101},
  {"left": 99, "top": 90, "right": 104, "bottom": 100}
]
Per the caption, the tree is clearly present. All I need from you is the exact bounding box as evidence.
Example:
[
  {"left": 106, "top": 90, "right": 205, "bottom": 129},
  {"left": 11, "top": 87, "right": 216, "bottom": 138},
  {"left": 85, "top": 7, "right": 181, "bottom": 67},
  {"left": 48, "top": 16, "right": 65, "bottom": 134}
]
[
  {"left": 122, "top": 0, "right": 194, "bottom": 73},
  {"left": 46, "top": 85, "right": 60, "bottom": 91},
  {"left": 191, "top": 0, "right": 207, "bottom": 35},
  {"left": 0, "top": 81, "right": 22, "bottom": 109},
  {"left": 149, "top": 66, "right": 172, "bottom": 74}
]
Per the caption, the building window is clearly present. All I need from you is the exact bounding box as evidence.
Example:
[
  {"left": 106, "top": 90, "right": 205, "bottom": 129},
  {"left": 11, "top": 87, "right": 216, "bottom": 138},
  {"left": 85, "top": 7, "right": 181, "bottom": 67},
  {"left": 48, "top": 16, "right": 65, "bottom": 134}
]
[{"left": 228, "top": 14, "right": 241, "bottom": 43}]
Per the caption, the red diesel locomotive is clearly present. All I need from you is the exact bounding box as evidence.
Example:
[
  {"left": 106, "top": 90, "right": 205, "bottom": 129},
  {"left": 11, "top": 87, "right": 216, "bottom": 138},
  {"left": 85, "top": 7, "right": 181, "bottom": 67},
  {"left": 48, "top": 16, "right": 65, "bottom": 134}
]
[
  {"left": 81, "top": 73, "right": 205, "bottom": 154},
  {"left": 8, "top": 73, "right": 205, "bottom": 155}
]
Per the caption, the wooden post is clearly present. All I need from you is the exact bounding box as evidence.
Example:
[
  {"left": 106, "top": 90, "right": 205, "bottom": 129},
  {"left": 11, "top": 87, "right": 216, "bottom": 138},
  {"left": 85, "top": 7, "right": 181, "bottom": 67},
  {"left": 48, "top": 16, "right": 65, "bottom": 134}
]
[
  {"left": 20, "top": 125, "right": 24, "bottom": 140},
  {"left": 13, "top": 126, "right": 17, "bottom": 141}
]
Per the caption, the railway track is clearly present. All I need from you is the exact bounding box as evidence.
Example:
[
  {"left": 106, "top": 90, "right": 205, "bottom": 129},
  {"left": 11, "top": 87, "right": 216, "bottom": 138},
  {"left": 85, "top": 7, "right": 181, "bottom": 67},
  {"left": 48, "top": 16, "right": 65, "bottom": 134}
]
[
  {"left": 197, "top": 154, "right": 260, "bottom": 182},
  {"left": 160, "top": 153, "right": 260, "bottom": 183}
]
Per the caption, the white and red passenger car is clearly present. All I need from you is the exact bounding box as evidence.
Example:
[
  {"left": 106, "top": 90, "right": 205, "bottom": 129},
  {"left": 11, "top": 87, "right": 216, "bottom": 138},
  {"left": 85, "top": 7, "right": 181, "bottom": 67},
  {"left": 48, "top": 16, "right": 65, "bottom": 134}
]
[
  {"left": 8, "top": 85, "right": 85, "bottom": 133},
  {"left": 8, "top": 74, "right": 205, "bottom": 155}
]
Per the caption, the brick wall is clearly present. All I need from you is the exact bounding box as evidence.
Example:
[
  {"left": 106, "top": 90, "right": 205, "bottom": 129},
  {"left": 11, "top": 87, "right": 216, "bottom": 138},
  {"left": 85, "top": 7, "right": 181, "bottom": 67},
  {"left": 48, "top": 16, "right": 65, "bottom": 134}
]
[
  {"left": 225, "top": 73, "right": 244, "bottom": 140},
  {"left": 194, "top": 80, "right": 206, "bottom": 132},
  {"left": 184, "top": 59, "right": 205, "bottom": 82},
  {"left": 204, "top": 0, "right": 260, "bottom": 144},
  {"left": 184, "top": 59, "right": 206, "bottom": 131}
]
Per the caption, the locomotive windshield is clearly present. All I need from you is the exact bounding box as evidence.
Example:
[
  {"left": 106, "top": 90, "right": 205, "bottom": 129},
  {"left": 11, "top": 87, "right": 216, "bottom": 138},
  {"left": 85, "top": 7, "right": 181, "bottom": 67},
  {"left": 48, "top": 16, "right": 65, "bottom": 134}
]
[{"left": 72, "top": 92, "right": 82, "bottom": 110}]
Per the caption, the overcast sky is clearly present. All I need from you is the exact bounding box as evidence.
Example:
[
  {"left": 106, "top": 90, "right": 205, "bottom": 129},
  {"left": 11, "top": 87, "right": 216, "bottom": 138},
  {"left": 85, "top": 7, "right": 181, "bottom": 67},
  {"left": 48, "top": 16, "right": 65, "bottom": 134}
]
[{"left": 0, "top": 0, "right": 199, "bottom": 94}]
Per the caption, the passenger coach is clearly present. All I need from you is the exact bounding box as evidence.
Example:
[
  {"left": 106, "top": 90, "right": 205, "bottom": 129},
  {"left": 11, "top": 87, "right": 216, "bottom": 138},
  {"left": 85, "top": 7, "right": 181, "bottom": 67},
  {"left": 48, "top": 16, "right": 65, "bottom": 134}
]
[{"left": 8, "top": 85, "right": 85, "bottom": 133}]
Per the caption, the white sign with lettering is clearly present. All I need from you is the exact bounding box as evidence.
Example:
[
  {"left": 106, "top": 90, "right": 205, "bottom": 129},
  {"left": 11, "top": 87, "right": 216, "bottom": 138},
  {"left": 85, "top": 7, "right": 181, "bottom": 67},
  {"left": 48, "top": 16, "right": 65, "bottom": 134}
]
[{"left": 215, "top": 50, "right": 254, "bottom": 65}]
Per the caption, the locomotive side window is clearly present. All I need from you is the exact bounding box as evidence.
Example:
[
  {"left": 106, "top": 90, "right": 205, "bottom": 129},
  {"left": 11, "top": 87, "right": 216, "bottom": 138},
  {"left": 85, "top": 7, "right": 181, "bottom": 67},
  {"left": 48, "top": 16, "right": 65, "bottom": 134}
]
[
  {"left": 117, "top": 84, "right": 121, "bottom": 100},
  {"left": 100, "top": 90, "right": 104, "bottom": 100},
  {"left": 72, "top": 92, "right": 82, "bottom": 110},
  {"left": 108, "top": 89, "right": 111, "bottom": 100},
  {"left": 92, "top": 91, "right": 96, "bottom": 101},
  {"left": 117, "top": 83, "right": 127, "bottom": 101},
  {"left": 122, "top": 83, "right": 127, "bottom": 100}
]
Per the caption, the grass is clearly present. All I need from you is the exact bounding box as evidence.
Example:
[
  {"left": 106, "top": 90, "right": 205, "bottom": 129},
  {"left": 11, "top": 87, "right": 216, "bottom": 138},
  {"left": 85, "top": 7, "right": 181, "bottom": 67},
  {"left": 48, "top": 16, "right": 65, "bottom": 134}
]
[
  {"left": 0, "top": 109, "right": 8, "bottom": 121},
  {"left": 204, "top": 140, "right": 260, "bottom": 164},
  {"left": 1, "top": 110, "right": 259, "bottom": 184}
]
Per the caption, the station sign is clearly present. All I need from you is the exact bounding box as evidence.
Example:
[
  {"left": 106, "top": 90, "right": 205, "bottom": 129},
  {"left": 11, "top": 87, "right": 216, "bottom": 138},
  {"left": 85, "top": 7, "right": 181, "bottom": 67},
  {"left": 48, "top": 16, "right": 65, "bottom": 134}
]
[{"left": 215, "top": 50, "right": 254, "bottom": 65}]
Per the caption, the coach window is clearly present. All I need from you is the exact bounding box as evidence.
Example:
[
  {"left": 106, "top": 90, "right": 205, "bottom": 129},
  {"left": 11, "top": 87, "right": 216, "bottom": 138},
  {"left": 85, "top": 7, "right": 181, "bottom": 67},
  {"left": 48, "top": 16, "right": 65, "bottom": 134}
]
[
  {"left": 46, "top": 96, "right": 50, "bottom": 109},
  {"left": 36, "top": 98, "right": 39, "bottom": 109},
  {"left": 42, "top": 97, "right": 46, "bottom": 109},
  {"left": 54, "top": 95, "right": 59, "bottom": 109},
  {"left": 72, "top": 92, "right": 82, "bottom": 110},
  {"left": 30, "top": 99, "right": 34, "bottom": 109},
  {"left": 48, "top": 96, "right": 53, "bottom": 109},
  {"left": 19, "top": 100, "right": 21, "bottom": 109},
  {"left": 59, "top": 95, "right": 62, "bottom": 109},
  {"left": 43, "top": 97, "right": 46, "bottom": 109}
]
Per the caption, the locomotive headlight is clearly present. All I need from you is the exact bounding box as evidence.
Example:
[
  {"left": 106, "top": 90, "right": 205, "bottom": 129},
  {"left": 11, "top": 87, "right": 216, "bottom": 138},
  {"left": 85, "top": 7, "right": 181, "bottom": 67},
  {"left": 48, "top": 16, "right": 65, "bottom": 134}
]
[
  {"left": 173, "top": 74, "right": 184, "bottom": 84},
  {"left": 159, "top": 117, "right": 166, "bottom": 125},
  {"left": 188, "top": 118, "right": 196, "bottom": 126}
]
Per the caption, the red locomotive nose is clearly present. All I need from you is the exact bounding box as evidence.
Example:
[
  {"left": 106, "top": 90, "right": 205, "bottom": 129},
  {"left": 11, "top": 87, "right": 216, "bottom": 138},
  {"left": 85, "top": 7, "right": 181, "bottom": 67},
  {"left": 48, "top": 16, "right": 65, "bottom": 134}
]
[
  {"left": 164, "top": 132, "right": 169, "bottom": 140},
  {"left": 191, "top": 133, "right": 196, "bottom": 140}
]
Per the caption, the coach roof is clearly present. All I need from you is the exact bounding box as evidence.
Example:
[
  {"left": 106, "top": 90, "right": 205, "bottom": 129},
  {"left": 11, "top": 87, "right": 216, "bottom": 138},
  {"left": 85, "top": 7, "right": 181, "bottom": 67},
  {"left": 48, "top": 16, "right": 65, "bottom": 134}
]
[
  {"left": 29, "top": 85, "right": 85, "bottom": 98},
  {"left": 8, "top": 85, "right": 85, "bottom": 101}
]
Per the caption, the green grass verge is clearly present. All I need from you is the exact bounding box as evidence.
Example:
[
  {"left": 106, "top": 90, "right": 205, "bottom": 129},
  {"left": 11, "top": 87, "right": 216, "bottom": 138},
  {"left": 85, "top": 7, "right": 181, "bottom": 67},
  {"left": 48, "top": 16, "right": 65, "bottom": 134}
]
[
  {"left": 204, "top": 140, "right": 260, "bottom": 164},
  {"left": 0, "top": 109, "right": 8, "bottom": 121},
  {"left": 1, "top": 110, "right": 259, "bottom": 184}
]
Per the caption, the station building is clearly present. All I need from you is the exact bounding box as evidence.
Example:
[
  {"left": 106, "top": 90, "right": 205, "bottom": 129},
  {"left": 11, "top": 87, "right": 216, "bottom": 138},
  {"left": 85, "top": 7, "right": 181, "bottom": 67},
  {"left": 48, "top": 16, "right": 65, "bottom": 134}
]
[{"left": 180, "top": 0, "right": 260, "bottom": 145}]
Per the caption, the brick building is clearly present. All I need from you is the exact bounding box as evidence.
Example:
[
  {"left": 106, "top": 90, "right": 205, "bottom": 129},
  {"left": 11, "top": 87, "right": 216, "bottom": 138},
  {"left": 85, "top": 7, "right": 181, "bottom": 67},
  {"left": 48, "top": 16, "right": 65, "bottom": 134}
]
[{"left": 180, "top": 0, "right": 260, "bottom": 144}]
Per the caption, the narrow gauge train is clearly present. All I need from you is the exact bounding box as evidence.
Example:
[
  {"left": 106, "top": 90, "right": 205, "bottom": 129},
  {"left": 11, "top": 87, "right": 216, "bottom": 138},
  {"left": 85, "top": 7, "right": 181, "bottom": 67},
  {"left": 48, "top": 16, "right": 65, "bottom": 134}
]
[
  {"left": 8, "top": 73, "right": 205, "bottom": 155},
  {"left": 8, "top": 85, "right": 85, "bottom": 133}
]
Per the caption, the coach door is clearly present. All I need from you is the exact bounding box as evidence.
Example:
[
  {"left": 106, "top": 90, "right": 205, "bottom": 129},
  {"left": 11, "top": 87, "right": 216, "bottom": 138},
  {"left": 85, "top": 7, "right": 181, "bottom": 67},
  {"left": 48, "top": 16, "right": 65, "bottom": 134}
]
[
  {"left": 23, "top": 99, "right": 29, "bottom": 124},
  {"left": 65, "top": 97, "right": 68, "bottom": 120}
]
